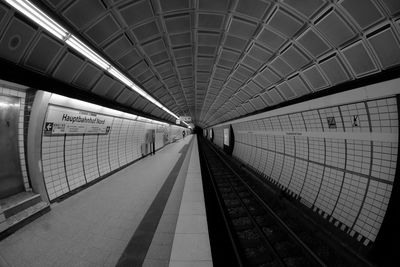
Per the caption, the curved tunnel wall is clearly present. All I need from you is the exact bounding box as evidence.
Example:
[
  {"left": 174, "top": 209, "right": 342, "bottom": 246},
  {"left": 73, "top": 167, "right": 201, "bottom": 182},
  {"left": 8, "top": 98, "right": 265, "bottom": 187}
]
[
  {"left": 210, "top": 79, "right": 399, "bottom": 246},
  {"left": 40, "top": 94, "right": 184, "bottom": 201}
]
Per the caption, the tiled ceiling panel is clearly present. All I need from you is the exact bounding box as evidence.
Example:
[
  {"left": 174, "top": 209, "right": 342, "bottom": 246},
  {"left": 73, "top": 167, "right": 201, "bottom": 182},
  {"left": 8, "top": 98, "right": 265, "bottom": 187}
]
[
  {"left": 250, "top": 96, "right": 265, "bottom": 110},
  {"left": 116, "top": 88, "right": 133, "bottom": 105},
  {"left": 268, "top": 88, "right": 284, "bottom": 104},
  {"left": 256, "top": 27, "right": 286, "bottom": 51},
  {"left": 198, "top": 13, "right": 224, "bottom": 30},
  {"left": 0, "top": 0, "right": 399, "bottom": 127},
  {"left": 319, "top": 55, "right": 350, "bottom": 85},
  {"left": 270, "top": 57, "right": 294, "bottom": 77},
  {"left": 159, "top": 0, "right": 190, "bottom": 12},
  {"left": 118, "top": 49, "right": 141, "bottom": 69},
  {"left": 165, "top": 15, "right": 191, "bottom": 34},
  {"left": 104, "top": 35, "right": 132, "bottom": 60},
  {"left": 73, "top": 63, "right": 102, "bottom": 89},
  {"left": 91, "top": 74, "right": 115, "bottom": 97},
  {"left": 132, "top": 20, "right": 160, "bottom": 41},
  {"left": 287, "top": 75, "right": 310, "bottom": 96},
  {"left": 52, "top": 52, "right": 84, "bottom": 83},
  {"left": 315, "top": 10, "right": 356, "bottom": 47},
  {"left": 253, "top": 74, "right": 271, "bottom": 88},
  {"left": 297, "top": 28, "right": 331, "bottom": 58},
  {"left": 85, "top": 14, "right": 119, "bottom": 45},
  {"left": 235, "top": 0, "right": 270, "bottom": 20},
  {"left": 340, "top": 0, "right": 383, "bottom": 29},
  {"left": 119, "top": 0, "right": 154, "bottom": 27},
  {"left": 283, "top": 0, "right": 326, "bottom": 18},
  {"left": 0, "top": 17, "right": 36, "bottom": 63},
  {"left": 260, "top": 68, "right": 281, "bottom": 84},
  {"left": 199, "top": 0, "right": 230, "bottom": 12},
  {"left": 105, "top": 82, "right": 124, "bottom": 100},
  {"left": 281, "top": 45, "right": 310, "bottom": 70},
  {"left": 368, "top": 27, "right": 400, "bottom": 69},
  {"left": 260, "top": 90, "right": 274, "bottom": 106},
  {"left": 248, "top": 44, "right": 272, "bottom": 62},
  {"left": 228, "top": 17, "right": 257, "bottom": 39},
  {"left": 0, "top": 4, "right": 8, "bottom": 24},
  {"left": 341, "top": 41, "right": 377, "bottom": 77},
  {"left": 302, "top": 65, "right": 329, "bottom": 91},
  {"left": 25, "top": 34, "right": 62, "bottom": 72},
  {"left": 63, "top": 0, "right": 105, "bottom": 29},
  {"left": 277, "top": 82, "right": 296, "bottom": 99},
  {"left": 268, "top": 9, "right": 304, "bottom": 38}
]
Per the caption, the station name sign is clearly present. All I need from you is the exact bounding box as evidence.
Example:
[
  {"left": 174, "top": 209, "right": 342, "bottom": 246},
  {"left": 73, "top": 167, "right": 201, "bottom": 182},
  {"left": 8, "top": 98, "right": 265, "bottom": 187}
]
[{"left": 44, "top": 105, "right": 113, "bottom": 135}]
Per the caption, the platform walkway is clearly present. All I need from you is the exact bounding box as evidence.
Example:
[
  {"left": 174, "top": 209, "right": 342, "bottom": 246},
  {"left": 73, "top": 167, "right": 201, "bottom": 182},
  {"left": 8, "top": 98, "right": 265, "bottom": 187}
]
[
  {"left": 169, "top": 136, "right": 212, "bottom": 266},
  {"left": 0, "top": 135, "right": 211, "bottom": 267}
]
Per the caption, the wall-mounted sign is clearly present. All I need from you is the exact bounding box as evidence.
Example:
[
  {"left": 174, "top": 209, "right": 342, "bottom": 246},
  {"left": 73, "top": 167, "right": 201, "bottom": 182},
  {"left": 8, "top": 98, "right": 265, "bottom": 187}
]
[
  {"left": 352, "top": 115, "right": 360, "bottom": 127},
  {"left": 180, "top": 116, "right": 192, "bottom": 122},
  {"left": 44, "top": 105, "right": 113, "bottom": 135},
  {"left": 327, "top": 117, "right": 337, "bottom": 129}
]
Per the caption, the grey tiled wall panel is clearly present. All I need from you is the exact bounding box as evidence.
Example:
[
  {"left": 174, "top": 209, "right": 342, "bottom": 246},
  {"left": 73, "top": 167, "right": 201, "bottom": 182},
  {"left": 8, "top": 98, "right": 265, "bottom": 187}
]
[{"left": 213, "top": 96, "right": 398, "bottom": 246}]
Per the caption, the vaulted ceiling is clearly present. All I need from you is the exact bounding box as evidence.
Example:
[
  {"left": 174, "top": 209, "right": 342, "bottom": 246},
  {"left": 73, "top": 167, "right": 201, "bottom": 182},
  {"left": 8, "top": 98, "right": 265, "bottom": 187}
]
[{"left": 1, "top": 0, "right": 400, "bottom": 127}]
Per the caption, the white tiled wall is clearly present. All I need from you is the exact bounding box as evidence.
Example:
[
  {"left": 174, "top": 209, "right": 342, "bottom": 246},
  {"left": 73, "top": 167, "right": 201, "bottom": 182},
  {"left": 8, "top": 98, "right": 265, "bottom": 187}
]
[
  {"left": 0, "top": 86, "right": 30, "bottom": 191},
  {"left": 213, "top": 96, "right": 398, "bottom": 245},
  {"left": 125, "top": 120, "right": 137, "bottom": 163},
  {"left": 109, "top": 118, "right": 122, "bottom": 171},
  {"left": 134, "top": 121, "right": 147, "bottom": 156},
  {"left": 117, "top": 119, "right": 129, "bottom": 167},
  {"left": 41, "top": 106, "right": 184, "bottom": 202},
  {"left": 65, "top": 135, "right": 86, "bottom": 190},
  {"left": 97, "top": 123, "right": 112, "bottom": 176},
  {"left": 42, "top": 135, "right": 69, "bottom": 200},
  {"left": 83, "top": 135, "right": 99, "bottom": 183}
]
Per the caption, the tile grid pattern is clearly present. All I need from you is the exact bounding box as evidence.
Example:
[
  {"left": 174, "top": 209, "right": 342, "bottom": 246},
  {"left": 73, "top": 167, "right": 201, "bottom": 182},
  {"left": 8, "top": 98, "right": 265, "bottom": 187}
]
[
  {"left": 0, "top": 137, "right": 191, "bottom": 267},
  {"left": 213, "top": 96, "right": 398, "bottom": 246},
  {"left": 0, "top": 86, "right": 30, "bottom": 190},
  {"left": 41, "top": 109, "right": 184, "bottom": 201},
  {"left": 4, "top": 0, "right": 398, "bottom": 126}
]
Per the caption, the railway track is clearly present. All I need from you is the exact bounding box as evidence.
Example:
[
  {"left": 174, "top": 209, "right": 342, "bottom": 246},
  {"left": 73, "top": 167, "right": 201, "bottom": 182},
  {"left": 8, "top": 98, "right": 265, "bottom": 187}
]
[{"left": 199, "top": 138, "right": 372, "bottom": 267}]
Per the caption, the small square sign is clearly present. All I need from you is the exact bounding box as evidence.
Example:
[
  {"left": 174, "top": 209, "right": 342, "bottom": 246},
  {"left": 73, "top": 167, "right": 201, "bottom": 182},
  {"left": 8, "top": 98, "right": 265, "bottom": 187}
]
[
  {"left": 352, "top": 115, "right": 360, "bottom": 127},
  {"left": 327, "top": 117, "right": 336, "bottom": 129},
  {"left": 44, "top": 122, "right": 53, "bottom": 134}
]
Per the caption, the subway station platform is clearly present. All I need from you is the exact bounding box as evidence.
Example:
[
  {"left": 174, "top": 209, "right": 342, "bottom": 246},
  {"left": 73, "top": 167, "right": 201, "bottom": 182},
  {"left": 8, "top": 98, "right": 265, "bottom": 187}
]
[{"left": 0, "top": 135, "right": 212, "bottom": 267}]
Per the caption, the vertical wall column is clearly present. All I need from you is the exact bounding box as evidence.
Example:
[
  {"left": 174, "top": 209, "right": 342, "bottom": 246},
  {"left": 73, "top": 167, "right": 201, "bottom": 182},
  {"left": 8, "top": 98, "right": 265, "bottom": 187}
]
[{"left": 27, "top": 90, "right": 51, "bottom": 203}]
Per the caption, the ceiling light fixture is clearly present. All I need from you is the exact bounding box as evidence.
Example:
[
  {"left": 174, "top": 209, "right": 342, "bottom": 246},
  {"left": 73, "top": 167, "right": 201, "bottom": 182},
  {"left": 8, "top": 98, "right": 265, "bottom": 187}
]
[
  {"left": 5, "top": 0, "right": 68, "bottom": 40},
  {"left": 108, "top": 67, "right": 133, "bottom": 87},
  {"left": 66, "top": 36, "right": 110, "bottom": 70},
  {"left": 5, "top": 0, "right": 186, "bottom": 127}
]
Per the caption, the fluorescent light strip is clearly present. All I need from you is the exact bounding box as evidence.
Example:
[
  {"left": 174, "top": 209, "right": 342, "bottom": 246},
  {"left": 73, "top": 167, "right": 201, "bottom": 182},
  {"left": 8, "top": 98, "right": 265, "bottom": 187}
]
[
  {"left": 66, "top": 36, "right": 110, "bottom": 70},
  {"left": 6, "top": 0, "right": 187, "bottom": 126},
  {"left": 108, "top": 67, "right": 132, "bottom": 87},
  {"left": 5, "top": 0, "right": 68, "bottom": 40}
]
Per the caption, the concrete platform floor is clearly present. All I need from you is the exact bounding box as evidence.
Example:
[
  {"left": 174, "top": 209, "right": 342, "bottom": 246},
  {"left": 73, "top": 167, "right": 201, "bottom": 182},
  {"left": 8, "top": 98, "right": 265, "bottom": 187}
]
[{"left": 0, "top": 136, "right": 195, "bottom": 267}]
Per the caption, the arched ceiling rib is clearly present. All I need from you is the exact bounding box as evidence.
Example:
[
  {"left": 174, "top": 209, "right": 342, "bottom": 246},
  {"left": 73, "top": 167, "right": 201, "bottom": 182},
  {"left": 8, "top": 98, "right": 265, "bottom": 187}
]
[{"left": 1, "top": 0, "right": 400, "bottom": 127}]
